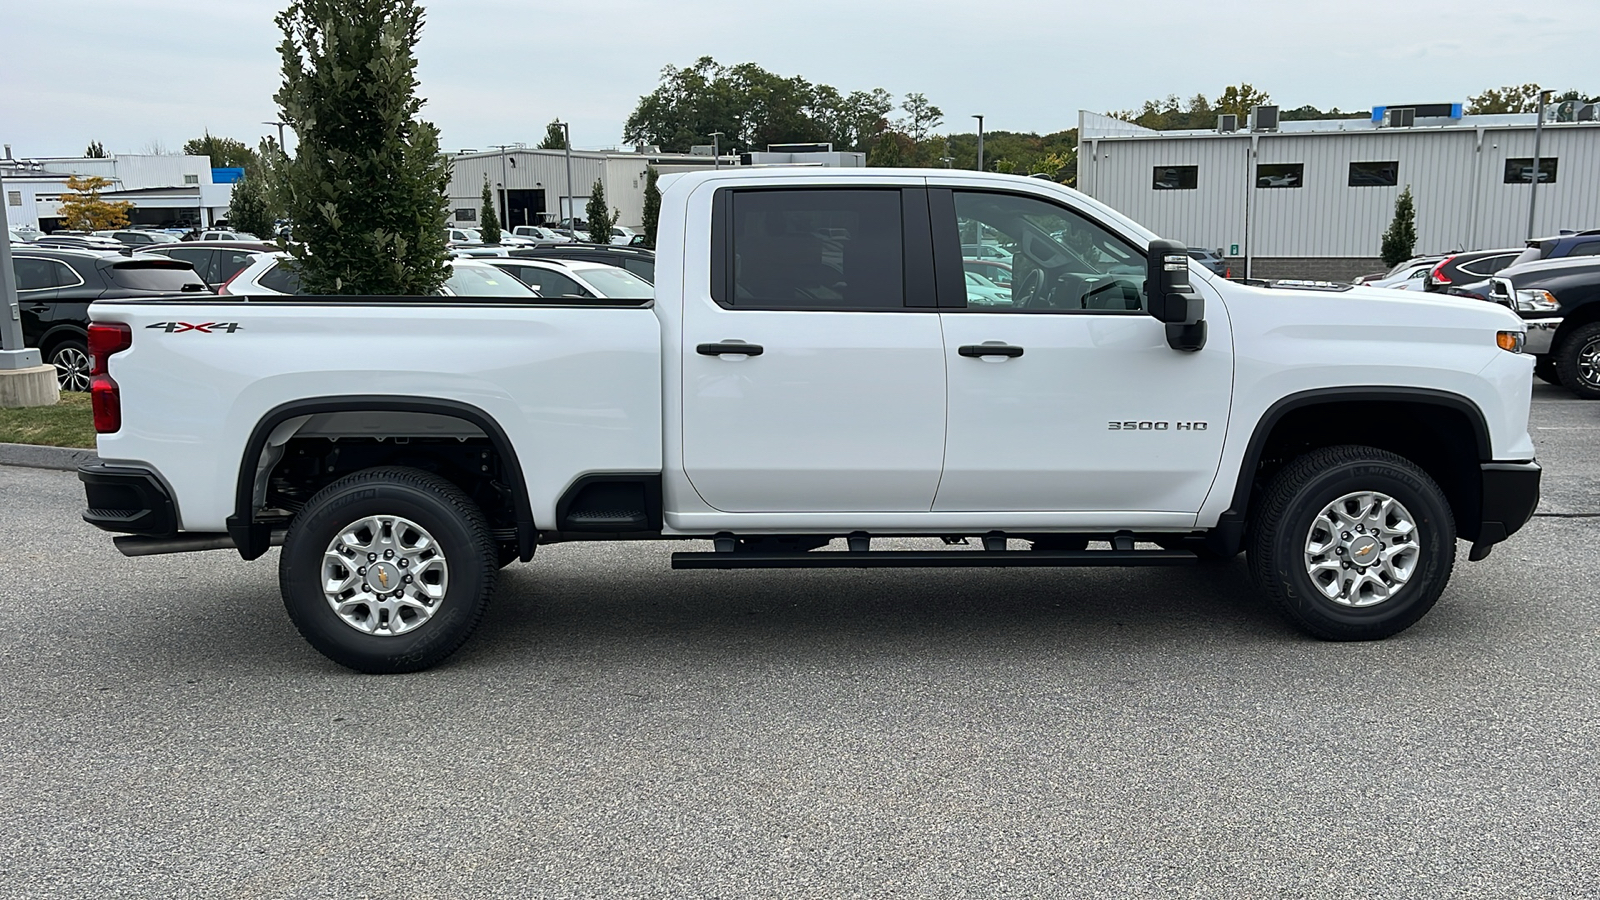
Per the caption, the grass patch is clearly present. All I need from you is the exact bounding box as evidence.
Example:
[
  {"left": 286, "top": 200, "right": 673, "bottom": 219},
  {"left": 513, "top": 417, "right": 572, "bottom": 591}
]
[{"left": 0, "top": 391, "right": 97, "bottom": 449}]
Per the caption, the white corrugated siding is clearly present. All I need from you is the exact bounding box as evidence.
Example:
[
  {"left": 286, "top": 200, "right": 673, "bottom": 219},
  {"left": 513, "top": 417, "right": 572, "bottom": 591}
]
[{"left": 1081, "top": 123, "right": 1600, "bottom": 257}]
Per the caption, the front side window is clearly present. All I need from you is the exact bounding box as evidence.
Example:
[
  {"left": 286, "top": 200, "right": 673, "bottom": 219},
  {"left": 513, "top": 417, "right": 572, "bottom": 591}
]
[
  {"left": 723, "top": 189, "right": 904, "bottom": 310},
  {"left": 1152, "top": 165, "right": 1198, "bottom": 190},
  {"left": 1257, "top": 163, "right": 1303, "bottom": 188},
  {"left": 1566, "top": 241, "right": 1600, "bottom": 257},
  {"left": 1504, "top": 158, "right": 1557, "bottom": 184},
  {"left": 951, "top": 191, "right": 1145, "bottom": 312}
]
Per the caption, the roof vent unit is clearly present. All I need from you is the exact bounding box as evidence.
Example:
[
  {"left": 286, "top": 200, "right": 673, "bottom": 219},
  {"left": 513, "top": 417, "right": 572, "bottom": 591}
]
[
  {"left": 1385, "top": 107, "right": 1416, "bottom": 128},
  {"left": 1250, "top": 105, "right": 1279, "bottom": 132},
  {"left": 1579, "top": 103, "right": 1599, "bottom": 123},
  {"left": 1216, "top": 114, "right": 1239, "bottom": 133}
]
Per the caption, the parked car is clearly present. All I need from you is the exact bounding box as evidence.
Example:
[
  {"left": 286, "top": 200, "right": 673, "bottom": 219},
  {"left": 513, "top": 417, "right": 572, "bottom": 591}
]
[
  {"left": 963, "top": 258, "right": 1012, "bottom": 286},
  {"left": 1354, "top": 256, "right": 1447, "bottom": 290},
  {"left": 78, "top": 168, "right": 1539, "bottom": 673},
  {"left": 1507, "top": 230, "right": 1600, "bottom": 267},
  {"left": 197, "top": 229, "right": 260, "bottom": 242},
  {"left": 1424, "top": 249, "right": 1521, "bottom": 297},
  {"left": 32, "top": 234, "right": 129, "bottom": 253},
  {"left": 222, "top": 254, "right": 539, "bottom": 298},
  {"left": 1488, "top": 255, "right": 1600, "bottom": 395},
  {"left": 506, "top": 244, "right": 655, "bottom": 282},
  {"left": 961, "top": 243, "right": 1013, "bottom": 261},
  {"left": 445, "top": 227, "right": 538, "bottom": 247},
  {"left": 485, "top": 258, "right": 653, "bottom": 301},
  {"left": 136, "top": 240, "right": 280, "bottom": 289},
  {"left": 1187, "top": 247, "right": 1230, "bottom": 278},
  {"left": 609, "top": 225, "right": 639, "bottom": 246},
  {"left": 9, "top": 227, "right": 35, "bottom": 245},
  {"left": 511, "top": 225, "right": 572, "bottom": 243},
  {"left": 9, "top": 247, "right": 208, "bottom": 389},
  {"left": 93, "top": 229, "right": 180, "bottom": 247},
  {"left": 963, "top": 270, "right": 1012, "bottom": 306}
]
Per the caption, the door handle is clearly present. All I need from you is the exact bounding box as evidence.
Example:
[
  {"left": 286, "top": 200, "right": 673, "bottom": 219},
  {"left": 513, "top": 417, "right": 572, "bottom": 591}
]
[
  {"left": 697, "top": 341, "right": 764, "bottom": 357},
  {"left": 958, "top": 343, "right": 1024, "bottom": 358},
  {"left": 27, "top": 305, "right": 50, "bottom": 314}
]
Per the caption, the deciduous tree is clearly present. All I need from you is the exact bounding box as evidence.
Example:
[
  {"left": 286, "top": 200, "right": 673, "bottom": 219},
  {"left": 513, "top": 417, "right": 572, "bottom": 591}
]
[
  {"left": 270, "top": 0, "right": 451, "bottom": 295},
  {"left": 227, "top": 165, "right": 275, "bottom": 239},
  {"left": 55, "top": 175, "right": 132, "bottom": 231},
  {"left": 183, "top": 132, "right": 255, "bottom": 168}
]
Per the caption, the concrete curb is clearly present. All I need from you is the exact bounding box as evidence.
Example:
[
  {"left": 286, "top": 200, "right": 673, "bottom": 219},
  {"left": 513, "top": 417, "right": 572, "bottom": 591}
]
[{"left": 0, "top": 442, "right": 99, "bottom": 471}]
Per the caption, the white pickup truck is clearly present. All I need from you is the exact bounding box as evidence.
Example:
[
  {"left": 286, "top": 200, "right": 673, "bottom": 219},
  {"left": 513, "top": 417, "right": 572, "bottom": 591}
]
[{"left": 78, "top": 169, "right": 1541, "bottom": 673}]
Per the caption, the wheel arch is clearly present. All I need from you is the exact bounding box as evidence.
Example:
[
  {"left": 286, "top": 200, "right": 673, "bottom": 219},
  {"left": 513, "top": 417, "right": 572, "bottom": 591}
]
[
  {"left": 1211, "top": 388, "right": 1491, "bottom": 554},
  {"left": 227, "top": 396, "right": 535, "bottom": 562}
]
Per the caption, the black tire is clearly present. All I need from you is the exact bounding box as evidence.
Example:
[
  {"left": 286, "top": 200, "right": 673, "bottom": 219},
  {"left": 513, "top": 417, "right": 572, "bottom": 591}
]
[
  {"left": 48, "top": 339, "right": 91, "bottom": 392},
  {"left": 1247, "top": 445, "right": 1455, "bottom": 641},
  {"left": 1533, "top": 357, "right": 1559, "bottom": 385},
  {"left": 279, "top": 466, "right": 497, "bottom": 673},
  {"left": 1556, "top": 322, "right": 1600, "bottom": 399}
]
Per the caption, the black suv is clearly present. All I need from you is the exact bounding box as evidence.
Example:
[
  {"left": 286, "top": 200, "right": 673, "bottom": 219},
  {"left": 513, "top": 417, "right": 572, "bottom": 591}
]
[
  {"left": 10, "top": 247, "right": 209, "bottom": 390},
  {"left": 507, "top": 245, "right": 655, "bottom": 282}
]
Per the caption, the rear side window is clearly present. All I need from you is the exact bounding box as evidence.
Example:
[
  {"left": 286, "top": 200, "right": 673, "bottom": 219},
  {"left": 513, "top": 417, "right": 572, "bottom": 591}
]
[
  {"left": 214, "top": 250, "right": 259, "bottom": 284},
  {"left": 717, "top": 189, "right": 904, "bottom": 310},
  {"left": 258, "top": 262, "right": 303, "bottom": 294},
  {"left": 163, "top": 247, "right": 216, "bottom": 281},
  {"left": 622, "top": 258, "right": 654, "bottom": 282},
  {"left": 1567, "top": 241, "right": 1600, "bottom": 258},
  {"left": 107, "top": 263, "right": 208, "bottom": 292},
  {"left": 12, "top": 257, "right": 60, "bottom": 291}
]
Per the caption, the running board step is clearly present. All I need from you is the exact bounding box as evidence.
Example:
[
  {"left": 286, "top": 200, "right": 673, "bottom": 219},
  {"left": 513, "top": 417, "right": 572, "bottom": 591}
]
[{"left": 671, "top": 549, "right": 1196, "bottom": 570}]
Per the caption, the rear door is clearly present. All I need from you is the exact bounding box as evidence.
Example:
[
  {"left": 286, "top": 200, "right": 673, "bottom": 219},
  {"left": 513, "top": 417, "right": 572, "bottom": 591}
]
[
  {"left": 11, "top": 255, "right": 61, "bottom": 344},
  {"left": 679, "top": 181, "right": 947, "bottom": 513},
  {"left": 930, "top": 184, "right": 1233, "bottom": 515}
]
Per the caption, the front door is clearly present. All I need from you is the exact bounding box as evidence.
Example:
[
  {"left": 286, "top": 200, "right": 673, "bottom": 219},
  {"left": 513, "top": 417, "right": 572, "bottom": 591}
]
[
  {"left": 680, "top": 184, "right": 947, "bottom": 513},
  {"left": 930, "top": 186, "right": 1234, "bottom": 515}
]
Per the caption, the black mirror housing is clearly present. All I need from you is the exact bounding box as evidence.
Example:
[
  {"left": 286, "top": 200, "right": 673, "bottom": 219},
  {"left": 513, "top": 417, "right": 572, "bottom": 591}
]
[{"left": 1146, "top": 239, "right": 1207, "bottom": 351}]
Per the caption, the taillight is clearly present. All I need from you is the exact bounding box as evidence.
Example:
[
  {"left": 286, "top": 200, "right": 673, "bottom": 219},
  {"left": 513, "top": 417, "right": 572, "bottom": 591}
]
[
  {"left": 1431, "top": 256, "right": 1455, "bottom": 285},
  {"left": 88, "top": 322, "right": 132, "bottom": 434},
  {"left": 217, "top": 267, "right": 245, "bottom": 295}
]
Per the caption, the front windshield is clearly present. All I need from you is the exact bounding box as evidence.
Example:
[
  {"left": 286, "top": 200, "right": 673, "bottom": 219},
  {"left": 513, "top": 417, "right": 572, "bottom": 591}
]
[
  {"left": 575, "top": 266, "right": 653, "bottom": 300},
  {"left": 445, "top": 265, "right": 538, "bottom": 297}
]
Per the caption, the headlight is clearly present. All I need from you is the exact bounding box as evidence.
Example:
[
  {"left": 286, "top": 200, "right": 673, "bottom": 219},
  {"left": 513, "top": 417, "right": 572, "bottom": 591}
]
[
  {"left": 1497, "top": 331, "right": 1525, "bottom": 353},
  {"left": 1514, "top": 289, "right": 1559, "bottom": 312}
]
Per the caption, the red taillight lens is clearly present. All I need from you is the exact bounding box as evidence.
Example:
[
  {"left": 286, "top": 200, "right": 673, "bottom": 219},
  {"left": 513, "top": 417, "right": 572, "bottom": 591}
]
[
  {"left": 1430, "top": 256, "right": 1455, "bottom": 285},
  {"left": 87, "top": 323, "right": 132, "bottom": 433}
]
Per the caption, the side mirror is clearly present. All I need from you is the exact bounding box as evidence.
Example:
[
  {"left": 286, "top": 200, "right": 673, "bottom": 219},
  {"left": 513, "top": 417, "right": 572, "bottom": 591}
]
[{"left": 1146, "top": 239, "right": 1206, "bottom": 351}]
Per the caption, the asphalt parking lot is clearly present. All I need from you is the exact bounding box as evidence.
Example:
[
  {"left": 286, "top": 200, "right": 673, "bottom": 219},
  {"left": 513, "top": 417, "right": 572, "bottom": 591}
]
[{"left": 1, "top": 383, "right": 1597, "bottom": 899}]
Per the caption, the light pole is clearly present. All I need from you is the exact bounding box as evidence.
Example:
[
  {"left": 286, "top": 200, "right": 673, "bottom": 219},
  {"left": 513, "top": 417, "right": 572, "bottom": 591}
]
[
  {"left": 1, "top": 170, "right": 46, "bottom": 387},
  {"left": 709, "top": 132, "right": 724, "bottom": 169},
  {"left": 261, "top": 120, "right": 289, "bottom": 151},
  {"left": 973, "top": 115, "right": 985, "bottom": 171},
  {"left": 556, "top": 121, "right": 574, "bottom": 232},
  {"left": 491, "top": 144, "right": 513, "bottom": 226},
  {"left": 1527, "top": 89, "right": 1552, "bottom": 240}
]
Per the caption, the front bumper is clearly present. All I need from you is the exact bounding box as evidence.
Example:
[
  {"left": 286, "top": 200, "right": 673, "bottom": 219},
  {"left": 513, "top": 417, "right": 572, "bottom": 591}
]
[
  {"left": 1523, "top": 318, "right": 1561, "bottom": 355},
  {"left": 79, "top": 464, "right": 178, "bottom": 537},
  {"left": 1470, "top": 461, "right": 1541, "bottom": 560}
]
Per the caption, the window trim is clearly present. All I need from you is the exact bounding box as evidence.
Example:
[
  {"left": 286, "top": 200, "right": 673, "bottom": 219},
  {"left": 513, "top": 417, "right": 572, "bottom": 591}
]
[
  {"left": 1503, "top": 157, "right": 1558, "bottom": 184},
  {"left": 1256, "top": 162, "right": 1305, "bottom": 189},
  {"left": 1348, "top": 160, "right": 1399, "bottom": 187},
  {"left": 13, "top": 256, "right": 87, "bottom": 292},
  {"left": 931, "top": 187, "right": 1149, "bottom": 316},
  {"left": 1152, "top": 165, "right": 1199, "bottom": 191},
  {"left": 708, "top": 185, "right": 924, "bottom": 313}
]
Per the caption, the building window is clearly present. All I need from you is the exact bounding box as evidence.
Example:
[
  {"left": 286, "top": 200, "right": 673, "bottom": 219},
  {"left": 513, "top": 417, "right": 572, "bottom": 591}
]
[
  {"left": 6, "top": 191, "right": 19, "bottom": 206},
  {"left": 1152, "top": 165, "right": 1198, "bottom": 190},
  {"left": 184, "top": 174, "right": 199, "bottom": 185},
  {"left": 1256, "top": 163, "right": 1303, "bottom": 188},
  {"left": 454, "top": 208, "right": 477, "bottom": 222},
  {"left": 1349, "top": 161, "right": 1398, "bottom": 187},
  {"left": 1504, "top": 158, "right": 1557, "bottom": 184}
]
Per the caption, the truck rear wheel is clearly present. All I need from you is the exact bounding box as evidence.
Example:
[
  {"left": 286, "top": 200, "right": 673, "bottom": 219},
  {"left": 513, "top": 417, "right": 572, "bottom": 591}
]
[
  {"left": 1248, "top": 445, "right": 1455, "bottom": 641},
  {"left": 279, "top": 466, "right": 498, "bottom": 673}
]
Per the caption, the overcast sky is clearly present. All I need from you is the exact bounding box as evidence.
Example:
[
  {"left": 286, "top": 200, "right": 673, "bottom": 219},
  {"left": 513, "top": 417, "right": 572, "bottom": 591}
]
[{"left": 1, "top": 0, "right": 1594, "bottom": 158}]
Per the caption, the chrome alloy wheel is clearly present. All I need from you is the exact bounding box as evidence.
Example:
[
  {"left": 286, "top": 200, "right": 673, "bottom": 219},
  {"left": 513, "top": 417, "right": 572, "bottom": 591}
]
[
  {"left": 1577, "top": 336, "right": 1600, "bottom": 388},
  {"left": 52, "top": 346, "right": 91, "bottom": 392},
  {"left": 321, "top": 515, "right": 449, "bottom": 636},
  {"left": 1304, "top": 491, "right": 1419, "bottom": 607}
]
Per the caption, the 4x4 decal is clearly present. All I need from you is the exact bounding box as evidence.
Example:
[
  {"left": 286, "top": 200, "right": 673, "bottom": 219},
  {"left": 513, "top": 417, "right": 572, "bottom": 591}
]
[{"left": 145, "top": 322, "right": 243, "bottom": 333}]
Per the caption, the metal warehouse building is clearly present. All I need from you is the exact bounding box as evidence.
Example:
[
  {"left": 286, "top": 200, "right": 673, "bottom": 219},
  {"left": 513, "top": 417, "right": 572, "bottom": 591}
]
[{"left": 1077, "top": 105, "right": 1600, "bottom": 281}]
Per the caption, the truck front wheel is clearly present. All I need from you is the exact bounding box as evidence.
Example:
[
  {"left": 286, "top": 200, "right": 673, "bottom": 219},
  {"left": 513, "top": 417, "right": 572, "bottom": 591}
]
[
  {"left": 1555, "top": 322, "right": 1600, "bottom": 399},
  {"left": 1248, "top": 446, "right": 1455, "bottom": 641},
  {"left": 279, "top": 466, "right": 498, "bottom": 673}
]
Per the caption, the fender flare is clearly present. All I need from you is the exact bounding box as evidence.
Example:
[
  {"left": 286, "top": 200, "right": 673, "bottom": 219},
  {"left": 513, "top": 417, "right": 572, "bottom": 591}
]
[{"left": 226, "top": 395, "right": 536, "bottom": 561}]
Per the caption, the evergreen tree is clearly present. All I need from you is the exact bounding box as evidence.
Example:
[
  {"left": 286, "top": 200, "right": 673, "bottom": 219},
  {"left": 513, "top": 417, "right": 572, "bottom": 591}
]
[
  {"left": 539, "top": 120, "right": 567, "bottom": 150},
  {"left": 270, "top": 0, "right": 451, "bottom": 295},
  {"left": 641, "top": 166, "right": 660, "bottom": 249},
  {"left": 84, "top": 141, "right": 107, "bottom": 158},
  {"left": 585, "top": 179, "right": 617, "bottom": 245},
  {"left": 479, "top": 176, "right": 501, "bottom": 244},
  {"left": 1380, "top": 186, "right": 1417, "bottom": 268},
  {"left": 228, "top": 168, "right": 274, "bottom": 239}
]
